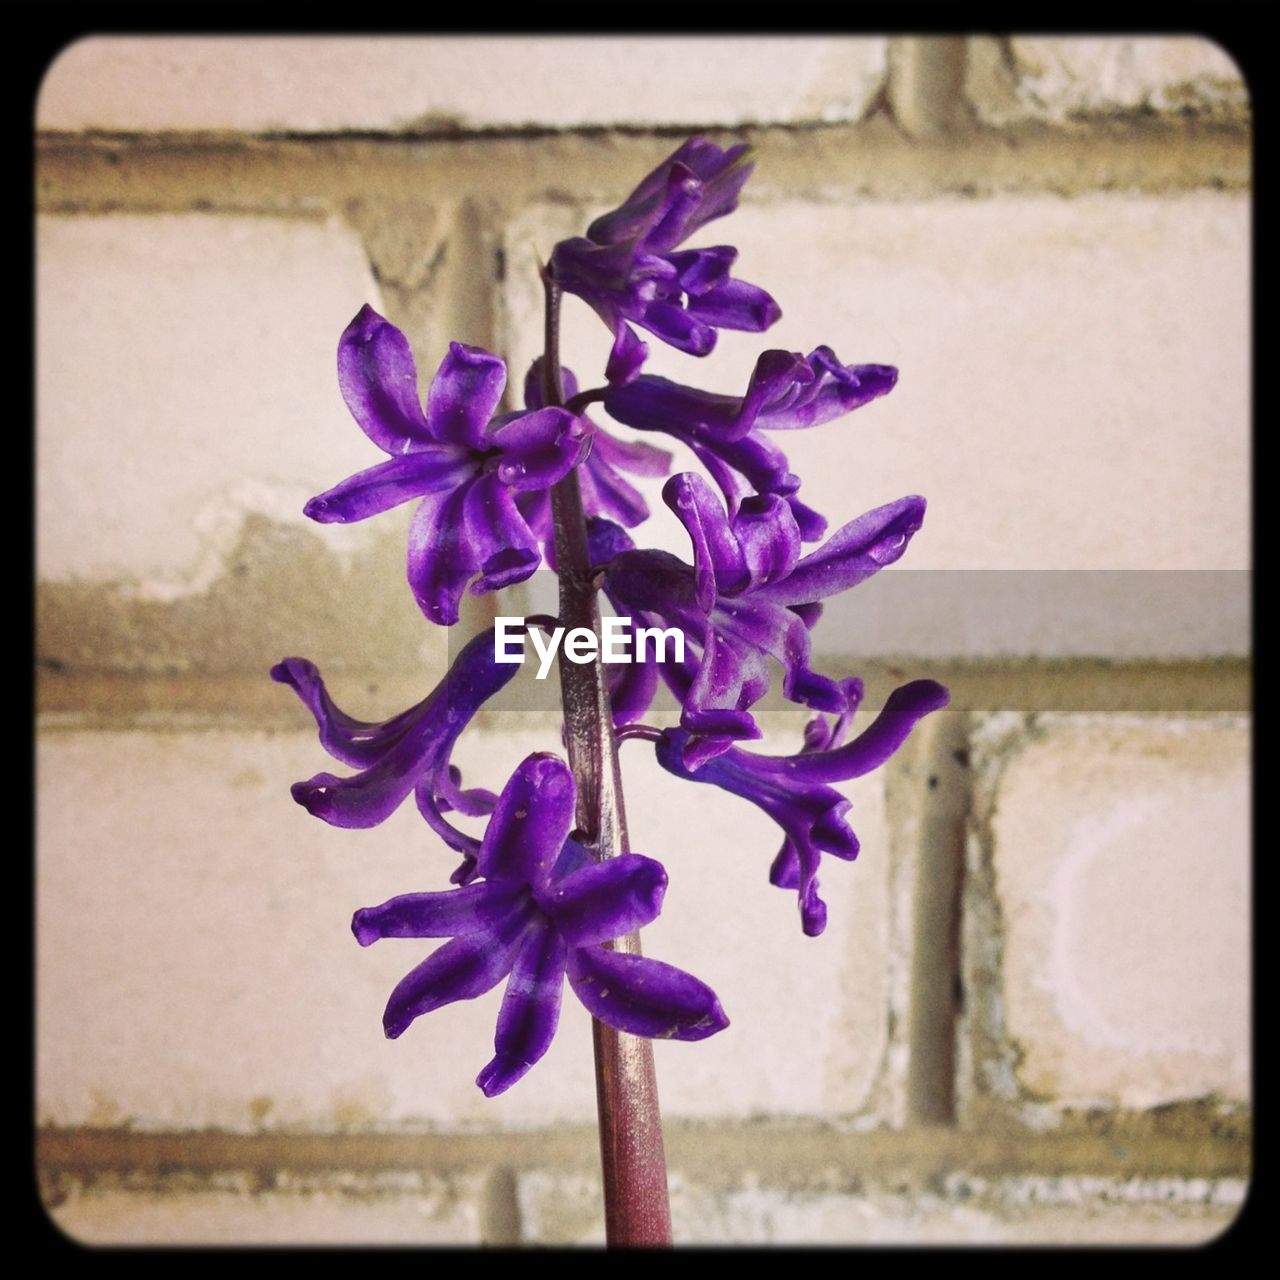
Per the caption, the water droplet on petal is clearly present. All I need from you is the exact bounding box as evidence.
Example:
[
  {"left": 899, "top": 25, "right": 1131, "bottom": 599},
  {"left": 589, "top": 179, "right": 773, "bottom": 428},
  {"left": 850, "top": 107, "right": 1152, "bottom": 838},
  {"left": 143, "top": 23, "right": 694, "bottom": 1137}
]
[
  {"left": 869, "top": 533, "right": 906, "bottom": 565},
  {"left": 499, "top": 461, "right": 526, "bottom": 484}
]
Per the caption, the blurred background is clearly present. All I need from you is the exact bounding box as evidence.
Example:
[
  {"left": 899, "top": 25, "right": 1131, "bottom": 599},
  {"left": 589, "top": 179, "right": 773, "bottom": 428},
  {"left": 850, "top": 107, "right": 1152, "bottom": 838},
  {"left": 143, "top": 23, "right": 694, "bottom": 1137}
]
[{"left": 36, "top": 36, "right": 1249, "bottom": 1245}]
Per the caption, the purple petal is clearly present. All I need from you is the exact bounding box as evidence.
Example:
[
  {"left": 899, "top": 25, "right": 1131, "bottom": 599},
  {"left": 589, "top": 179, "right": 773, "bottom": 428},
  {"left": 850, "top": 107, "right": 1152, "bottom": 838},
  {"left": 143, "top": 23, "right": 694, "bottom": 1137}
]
[
  {"left": 790, "top": 601, "right": 825, "bottom": 631},
  {"left": 769, "top": 839, "right": 828, "bottom": 937},
  {"left": 592, "top": 428, "right": 672, "bottom": 477},
  {"left": 336, "top": 305, "right": 435, "bottom": 454},
  {"left": 288, "top": 627, "right": 519, "bottom": 829},
  {"left": 568, "top": 947, "right": 728, "bottom": 1041},
  {"left": 607, "top": 631, "right": 661, "bottom": 727},
  {"left": 352, "top": 881, "right": 523, "bottom": 945},
  {"left": 425, "top": 341, "right": 507, "bottom": 451},
  {"left": 636, "top": 300, "right": 716, "bottom": 356},
  {"left": 477, "top": 922, "right": 568, "bottom": 1097},
  {"left": 733, "top": 494, "right": 802, "bottom": 589},
  {"left": 416, "top": 784, "right": 483, "bottom": 860},
  {"left": 665, "top": 245, "right": 737, "bottom": 294},
  {"left": 729, "top": 349, "right": 815, "bottom": 439},
  {"left": 539, "top": 854, "right": 668, "bottom": 947},
  {"left": 753, "top": 496, "right": 928, "bottom": 607},
  {"left": 802, "top": 677, "right": 865, "bottom": 753},
  {"left": 681, "top": 628, "right": 750, "bottom": 730},
  {"left": 490, "top": 406, "right": 590, "bottom": 490},
  {"left": 586, "top": 516, "right": 638, "bottom": 567},
  {"left": 579, "top": 451, "right": 651, "bottom": 527},
  {"left": 271, "top": 657, "right": 426, "bottom": 768},
  {"left": 606, "top": 320, "right": 649, "bottom": 385},
  {"left": 664, "top": 472, "right": 745, "bottom": 610},
  {"left": 406, "top": 478, "right": 542, "bottom": 625},
  {"left": 382, "top": 920, "right": 532, "bottom": 1040},
  {"left": 406, "top": 485, "right": 473, "bottom": 626},
  {"left": 476, "top": 754, "right": 576, "bottom": 891},
  {"left": 586, "top": 138, "right": 753, "bottom": 248},
  {"left": 685, "top": 278, "right": 781, "bottom": 332},
  {"left": 786, "top": 494, "right": 829, "bottom": 543},
  {"left": 605, "top": 374, "right": 742, "bottom": 437},
  {"left": 672, "top": 140, "right": 755, "bottom": 236},
  {"left": 641, "top": 163, "right": 708, "bottom": 254},
  {"left": 437, "top": 763, "right": 498, "bottom": 818},
  {"left": 758, "top": 351, "right": 898, "bottom": 430},
  {"left": 303, "top": 448, "right": 475, "bottom": 524},
  {"left": 772, "top": 681, "right": 951, "bottom": 783},
  {"left": 463, "top": 473, "right": 543, "bottom": 594}
]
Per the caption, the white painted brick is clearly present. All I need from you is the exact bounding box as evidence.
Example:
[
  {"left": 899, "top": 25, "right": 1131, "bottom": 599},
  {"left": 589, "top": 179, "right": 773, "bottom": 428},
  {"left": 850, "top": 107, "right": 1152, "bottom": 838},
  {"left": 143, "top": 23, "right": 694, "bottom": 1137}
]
[
  {"left": 38, "top": 37, "right": 887, "bottom": 133},
  {"left": 37, "top": 214, "right": 385, "bottom": 589},
  {"left": 37, "top": 717, "right": 897, "bottom": 1132},
  {"left": 517, "top": 1170, "right": 1245, "bottom": 1245},
  {"left": 503, "top": 192, "right": 1248, "bottom": 657},
  {"left": 46, "top": 1173, "right": 484, "bottom": 1245},
  {"left": 966, "top": 37, "right": 1248, "bottom": 124},
  {"left": 972, "top": 715, "right": 1249, "bottom": 1113}
]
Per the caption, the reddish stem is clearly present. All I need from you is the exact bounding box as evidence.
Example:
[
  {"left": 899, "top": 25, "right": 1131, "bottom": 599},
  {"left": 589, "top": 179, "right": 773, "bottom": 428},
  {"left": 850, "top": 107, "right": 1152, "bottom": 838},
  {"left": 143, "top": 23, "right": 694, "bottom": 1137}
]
[{"left": 542, "top": 269, "right": 673, "bottom": 1247}]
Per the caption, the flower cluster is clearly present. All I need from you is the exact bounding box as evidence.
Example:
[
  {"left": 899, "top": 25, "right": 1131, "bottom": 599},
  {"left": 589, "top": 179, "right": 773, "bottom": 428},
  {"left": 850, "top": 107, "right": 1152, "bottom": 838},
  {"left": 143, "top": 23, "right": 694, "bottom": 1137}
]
[
  {"left": 278, "top": 136, "right": 947, "bottom": 1094},
  {"left": 549, "top": 138, "right": 780, "bottom": 383}
]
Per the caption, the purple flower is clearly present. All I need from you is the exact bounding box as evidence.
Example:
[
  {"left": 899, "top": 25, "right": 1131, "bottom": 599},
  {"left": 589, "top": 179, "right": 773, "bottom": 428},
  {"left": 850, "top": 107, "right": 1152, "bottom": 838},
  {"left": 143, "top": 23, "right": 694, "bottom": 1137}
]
[
  {"left": 272, "top": 628, "right": 513, "bottom": 874},
  {"left": 516, "top": 360, "right": 672, "bottom": 555},
  {"left": 550, "top": 138, "right": 780, "bottom": 383},
  {"left": 598, "top": 473, "right": 928, "bottom": 767},
  {"left": 654, "top": 680, "right": 950, "bottom": 934},
  {"left": 352, "top": 753, "right": 729, "bottom": 1095},
  {"left": 603, "top": 346, "right": 898, "bottom": 541},
  {"left": 304, "top": 305, "right": 590, "bottom": 625}
]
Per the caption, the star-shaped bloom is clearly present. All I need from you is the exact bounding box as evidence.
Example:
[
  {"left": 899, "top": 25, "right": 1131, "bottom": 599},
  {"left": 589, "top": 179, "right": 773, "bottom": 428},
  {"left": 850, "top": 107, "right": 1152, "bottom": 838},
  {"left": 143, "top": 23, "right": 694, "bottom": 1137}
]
[
  {"left": 304, "top": 305, "right": 590, "bottom": 625},
  {"left": 603, "top": 346, "right": 898, "bottom": 541},
  {"left": 550, "top": 138, "right": 780, "bottom": 383},
  {"left": 515, "top": 360, "right": 672, "bottom": 557},
  {"left": 352, "top": 753, "right": 729, "bottom": 1095},
  {"left": 654, "top": 680, "right": 950, "bottom": 934},
  {"left": 272, "top": 628, "right": 514, "bottom": 872},
  {"left": 597, "top": 473, "right": 928, "bottom": 767}
]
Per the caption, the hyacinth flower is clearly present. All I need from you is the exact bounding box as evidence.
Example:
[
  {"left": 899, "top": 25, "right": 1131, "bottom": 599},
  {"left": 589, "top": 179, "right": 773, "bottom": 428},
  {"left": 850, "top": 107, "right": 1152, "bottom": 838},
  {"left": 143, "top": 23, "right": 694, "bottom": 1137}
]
[
  {"left": 550, "top": 137, "right": 780, "bottom": 383},
  {"left": 653, "top": 680, "right": 950, "bottom": 935},
  {"left": 352, "top": 753, "right": 728, "bottom": 1095},
  {"left": 603, "top": 346, "right": 898, "bottom": 541},
  {"left": 273, "top": 629, "right": 515, "bottom": 873},
  {"left": 278, "top": 131, "right": 948, "bottom": 1245},
  {"left": 516, "top": 359, "right": 672, "bottom": 558},
  {"left": 597, "top": 473, "right": 928, "bottom": 767},
  {"left": 304, "top": 305, "right": 591, "bottom": 625}
]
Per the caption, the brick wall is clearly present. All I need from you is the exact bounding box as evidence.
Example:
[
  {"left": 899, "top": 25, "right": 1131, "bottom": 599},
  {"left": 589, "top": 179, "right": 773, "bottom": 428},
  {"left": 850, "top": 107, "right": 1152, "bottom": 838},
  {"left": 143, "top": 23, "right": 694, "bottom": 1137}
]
[{"left": 36, "top": 36, "right": 1250, "bottom": 1245}]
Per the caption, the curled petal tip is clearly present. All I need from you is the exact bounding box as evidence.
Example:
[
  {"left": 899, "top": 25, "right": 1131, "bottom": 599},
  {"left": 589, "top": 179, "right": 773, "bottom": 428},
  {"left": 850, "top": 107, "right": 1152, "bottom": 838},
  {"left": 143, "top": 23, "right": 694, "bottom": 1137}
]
[
  {"left": 801, "top": 902, "right": 828, "bottom": 938},
  {"left": 675, "top": 998, "right": 730, "bottom": 1041},
  {"left": 476, "top": 1055, "right": 530, "bottom": 1098},
  {"left": 269, "top": 659, "right": 296, "bottom": 685},
  {"left": 351, "top": 910, "right": 379, "bottom": 948},
  {"left": 290, "top": 776, "right": 335, "bottom": 816},
  {"left": 302, "top": 495, "right": 332, "bottom": 522}
]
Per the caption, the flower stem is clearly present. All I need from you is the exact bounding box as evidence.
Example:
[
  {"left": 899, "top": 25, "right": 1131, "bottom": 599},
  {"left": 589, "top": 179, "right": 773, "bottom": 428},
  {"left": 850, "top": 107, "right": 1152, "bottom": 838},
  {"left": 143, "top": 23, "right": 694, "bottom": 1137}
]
[{"left": 542, "top": 268, "right": 674, "bottom": 1248}]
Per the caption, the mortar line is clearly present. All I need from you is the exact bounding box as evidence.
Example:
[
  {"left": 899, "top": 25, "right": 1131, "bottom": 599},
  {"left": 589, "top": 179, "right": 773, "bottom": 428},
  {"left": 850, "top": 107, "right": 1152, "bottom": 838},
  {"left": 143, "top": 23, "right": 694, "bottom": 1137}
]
[
  {"left": 36, "top": 1123, "right": 1249, "bottom": 1187},
  {"left": 35, "top": 123, "right": 1251, "bottom": 221},
  {"left": 886, "top": 35, "right": 972, "bottom": 139},
  {"left": 905, "top": 706, "right": 972, "bottom": 1125},
  {"left": 477, "top": 1166, "right": 522, "bottom": 1245}
]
